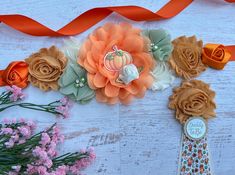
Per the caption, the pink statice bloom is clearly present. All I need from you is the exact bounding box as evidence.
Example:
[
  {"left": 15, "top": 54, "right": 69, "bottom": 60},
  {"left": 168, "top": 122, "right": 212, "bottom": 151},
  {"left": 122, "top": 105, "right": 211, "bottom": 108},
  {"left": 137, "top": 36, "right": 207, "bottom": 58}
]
[
  {"left": 69, "top": 148, "right": 96, "bottom": 174},
  {"left": 33, "top": 146, "right": 48, "bottom": 160},
  {"left": 60, "top": 97, "right": 73, "bottom": 107},
  {"left": 5, "top": 139, "right": 15, "bottom": 148},
  {"left": 2, "top": 118, "right": 17, "bottom": 124},
  {"left": 55, "top": 105, "right": 69, "bottom": 118},
  {"left": 53, "top": 165, "right": 68, "bottom": 175},
  {"left": 11, "top": 134, "right": 19, "bottom": 142},
  {"left": 40, "top": 132, "right": 51, "bottom": 146},
  {"left": 11, "top": 165, "right": 21, "bottom": 172},
  {"left": 36, "top": 166, "right": 47, "bottom": 175},
  {"left": 51, "top": 126, "right": 64, "bottom": 144},
  {"left": 6, "top": 85, "right": 25, "bottom": 102},
  {"left": 18, "top": 126, "right": 31, "bottom": 138},
  {"left": 47, "top": 141, "right": 57, "bottom": 157},
  {"left": 26, "top": 120, "right": 36, "bottom": 129},
  {"left": 0, "top": 127, "right": 13, "bottom": 135}
]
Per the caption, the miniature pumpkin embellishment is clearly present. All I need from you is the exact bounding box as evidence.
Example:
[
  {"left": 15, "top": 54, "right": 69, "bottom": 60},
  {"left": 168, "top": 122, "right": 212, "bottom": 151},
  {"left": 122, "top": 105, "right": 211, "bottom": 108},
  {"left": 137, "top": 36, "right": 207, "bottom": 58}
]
[{"left": 104, "top": 46, "right": 133, "bottom": 72}]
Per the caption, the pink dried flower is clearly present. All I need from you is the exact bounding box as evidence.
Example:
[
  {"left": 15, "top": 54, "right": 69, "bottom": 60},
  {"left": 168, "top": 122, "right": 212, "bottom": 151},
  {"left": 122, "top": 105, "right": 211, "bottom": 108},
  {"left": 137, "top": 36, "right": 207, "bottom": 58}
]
[
  {"left": 11, "top": 134, "right": 19, "bottom": 142},
  {"left": 18, "top": 139, "right": 26, "bottom": 144},
  {"left": 37, "top": 166, "right": 47, "bottom": 175},
  {"left": 5, "top": 139, "right": 15, "bottom": 148},
  {"left": 11, "top": 165, "right": 21, "bottom": 172},
  {"left": 26, "top": 120, "right": 36, "bottom": 129},
  {"left": 6, "top": 85, "right": 25, "bottom": 102},
  {"left": 40, "top": 132, "right": 51, "bottom": 146},
  {"left": 55, "top": 105, "right": 69, "bottom": 118},
  {"left": 1, "top": 128, "right": 13, "bottom": 135},
  {"left": 60, "top": 97, "right": 73, "bottom": 107},
  {"left": 53, "top": 165, "right": 68, "bottom": 175},
  {"left": 18, "top": 126, "right": 31, "bottom": 138},
  {"left": 33, "top": 146, "right": 48, "bottom": 160}
]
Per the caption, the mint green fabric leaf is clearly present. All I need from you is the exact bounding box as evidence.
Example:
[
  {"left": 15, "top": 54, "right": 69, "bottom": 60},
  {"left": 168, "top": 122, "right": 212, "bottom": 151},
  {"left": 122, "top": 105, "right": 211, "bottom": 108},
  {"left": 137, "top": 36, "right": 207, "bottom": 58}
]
[
  {"left": 59, "top": 64, "right": 78, "bottom": 86},
  {"left": 143, "top": 29, "right": 173, "bottom": 61},
  {"left": 59, "top": 38, "right": 95, "bottom": 104}
]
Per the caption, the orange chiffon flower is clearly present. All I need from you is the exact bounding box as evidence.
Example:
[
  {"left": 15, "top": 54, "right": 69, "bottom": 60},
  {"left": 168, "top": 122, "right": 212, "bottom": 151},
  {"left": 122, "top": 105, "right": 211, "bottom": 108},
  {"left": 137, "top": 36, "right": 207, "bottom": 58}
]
[
  {"left": 78, "top": 23, "right": 154, "bottom": 105},
  {"left": 0, "top": 61, "right": 29, "bottom": 88}
]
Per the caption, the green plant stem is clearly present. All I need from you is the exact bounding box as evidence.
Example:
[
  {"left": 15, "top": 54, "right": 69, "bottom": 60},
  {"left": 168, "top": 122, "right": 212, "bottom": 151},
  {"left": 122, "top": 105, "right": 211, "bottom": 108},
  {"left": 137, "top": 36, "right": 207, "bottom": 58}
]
[{"left": 0, "top": 103, "right": 61, "bottom": 115}]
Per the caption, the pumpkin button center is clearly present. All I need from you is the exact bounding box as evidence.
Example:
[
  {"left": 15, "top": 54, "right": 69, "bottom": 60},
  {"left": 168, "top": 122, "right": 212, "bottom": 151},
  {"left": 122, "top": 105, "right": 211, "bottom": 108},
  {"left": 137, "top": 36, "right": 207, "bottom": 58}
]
[{"left": 104, "top": 45, "right": 133, "bottom": 72}]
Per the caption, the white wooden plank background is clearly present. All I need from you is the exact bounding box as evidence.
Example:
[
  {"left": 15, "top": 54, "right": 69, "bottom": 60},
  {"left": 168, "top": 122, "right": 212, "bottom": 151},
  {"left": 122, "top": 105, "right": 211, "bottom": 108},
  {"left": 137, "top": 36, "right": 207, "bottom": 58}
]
[{"left": 0, "top": 0, "right": 235, "bottom": 174}]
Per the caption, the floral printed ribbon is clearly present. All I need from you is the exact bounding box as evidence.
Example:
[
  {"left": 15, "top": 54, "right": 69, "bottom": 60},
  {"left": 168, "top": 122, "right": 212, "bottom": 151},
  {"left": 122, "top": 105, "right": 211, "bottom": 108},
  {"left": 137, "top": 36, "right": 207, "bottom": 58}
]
[
  {"left": 179, "top": 134, "right": 211, "bottom": 175},
  {"left": 0, "top": 0, "right": 234, "bottom": 36},
  {"left": 169, "top": 80, "right": 216, "bottom": 174}
]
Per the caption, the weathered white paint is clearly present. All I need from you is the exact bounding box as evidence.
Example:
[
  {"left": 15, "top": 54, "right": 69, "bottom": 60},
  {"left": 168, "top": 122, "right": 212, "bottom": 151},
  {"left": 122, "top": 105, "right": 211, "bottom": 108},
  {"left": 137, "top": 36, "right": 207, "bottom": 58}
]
[{"left": 0, "top": 0, "right": 235, "bottom": 174}]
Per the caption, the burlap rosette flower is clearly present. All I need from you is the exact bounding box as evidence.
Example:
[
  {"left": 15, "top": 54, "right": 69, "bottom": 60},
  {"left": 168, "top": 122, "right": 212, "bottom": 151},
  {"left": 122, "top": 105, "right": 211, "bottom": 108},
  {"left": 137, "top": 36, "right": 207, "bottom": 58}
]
[
  {"left": 78, "top": 23, "right": 154, "bottom": 105},
  {"left": 169, "top": 36, "right": 207, "bottom": 79},
  {"left": 169, "top": 80, "right": 216, "bottom": 124},
  {"left": 25, "top": 46, "right": 67, "bottom": 91}
]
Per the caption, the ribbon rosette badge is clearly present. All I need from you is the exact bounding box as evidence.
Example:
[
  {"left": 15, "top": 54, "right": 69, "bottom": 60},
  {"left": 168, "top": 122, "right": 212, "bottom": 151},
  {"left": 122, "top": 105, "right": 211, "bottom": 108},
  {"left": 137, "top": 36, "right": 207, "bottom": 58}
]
[{"left": 169, "top": 80, "right": 215, "bottom": 175}]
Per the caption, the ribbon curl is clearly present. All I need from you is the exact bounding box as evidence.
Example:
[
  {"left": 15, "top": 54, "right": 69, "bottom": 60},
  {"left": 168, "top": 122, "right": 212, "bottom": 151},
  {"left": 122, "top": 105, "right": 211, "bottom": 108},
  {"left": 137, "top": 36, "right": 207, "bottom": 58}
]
[
  {"left": 0, "top": 0, "right": 234, "bottom": 37},
  {"left": 0, "top": 0, "right": 193, "bottom": 36}
]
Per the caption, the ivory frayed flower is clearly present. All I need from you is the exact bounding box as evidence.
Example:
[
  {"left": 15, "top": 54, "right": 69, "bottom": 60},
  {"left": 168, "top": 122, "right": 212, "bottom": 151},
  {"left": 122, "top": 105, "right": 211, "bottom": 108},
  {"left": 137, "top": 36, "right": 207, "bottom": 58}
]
[
  {"left": 78, "top": 23, "right": 154, "bottom": 105},
  {"left": 25, "top": 46, "right": 67, "bottom": 91},
  {"left": 169, "top": 36, "right": 206, "bottom": 79},
  {"left": 144, "top": 29, "right": 173, "bottom": 61},
  {"left": 168, "top": 80, "right": 216, "bottom": 124},
  {"left": 150, "top": 62, "right": 175, "bottom": 91}
]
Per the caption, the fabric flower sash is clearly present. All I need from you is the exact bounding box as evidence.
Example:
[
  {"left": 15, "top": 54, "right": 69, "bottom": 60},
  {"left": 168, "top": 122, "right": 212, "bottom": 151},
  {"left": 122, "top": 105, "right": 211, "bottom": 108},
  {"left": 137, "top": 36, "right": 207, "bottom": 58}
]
[{"left": 0, "top": 23, "right": 234, "bottom": 105}]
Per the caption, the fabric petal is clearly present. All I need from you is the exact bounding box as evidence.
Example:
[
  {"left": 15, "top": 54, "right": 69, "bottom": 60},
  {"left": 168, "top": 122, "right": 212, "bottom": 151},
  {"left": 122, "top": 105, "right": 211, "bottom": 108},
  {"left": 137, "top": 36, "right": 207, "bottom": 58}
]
[
  {"left": 93, "top": 72, "right": 108, "bottom": 88},
  {"left": 104, "top": 82, "right": 120, "bottom": 97}
]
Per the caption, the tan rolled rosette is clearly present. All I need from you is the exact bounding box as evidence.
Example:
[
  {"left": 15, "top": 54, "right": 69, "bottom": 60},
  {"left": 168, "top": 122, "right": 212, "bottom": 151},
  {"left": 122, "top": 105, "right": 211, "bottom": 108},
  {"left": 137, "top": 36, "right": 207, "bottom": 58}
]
[
  {"left": 169, "top": 80, "right": 216, "bottom": 124},
  {"left": 202, "top": 43, "right": 231, "bottom": 70},
  {"left": 169, "top": 36, "right": 207, "bottom": 79},
  {"left": 25, "top": 46, "right": 67, "bottom": 91}
]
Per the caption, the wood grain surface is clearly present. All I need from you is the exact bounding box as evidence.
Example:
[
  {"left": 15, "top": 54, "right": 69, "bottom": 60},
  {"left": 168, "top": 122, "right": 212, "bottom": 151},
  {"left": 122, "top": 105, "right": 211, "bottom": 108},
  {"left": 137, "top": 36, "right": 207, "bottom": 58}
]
[{"left": 0, "top": 0, "right": 235, "bottom": 174}]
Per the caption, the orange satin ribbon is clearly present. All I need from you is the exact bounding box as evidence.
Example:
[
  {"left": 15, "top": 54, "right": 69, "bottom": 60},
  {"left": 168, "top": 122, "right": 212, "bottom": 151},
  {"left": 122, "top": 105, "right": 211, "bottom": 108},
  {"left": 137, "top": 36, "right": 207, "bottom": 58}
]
[
  {"left": 0, "top": 0, "right": 234, "bottom": 36},
  {"left": 0, "top": 0, "right": 193, "bottom": 36},
  {"left": 0, "top": 61, "right": 29, "bottom": 88}
]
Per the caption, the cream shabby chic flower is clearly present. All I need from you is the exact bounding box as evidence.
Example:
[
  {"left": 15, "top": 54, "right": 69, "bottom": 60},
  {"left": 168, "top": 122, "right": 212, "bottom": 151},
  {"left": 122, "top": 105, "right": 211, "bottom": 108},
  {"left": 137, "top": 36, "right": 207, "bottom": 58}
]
[{"left": 150, "top": 61, "right": 175, "bottom": 91}]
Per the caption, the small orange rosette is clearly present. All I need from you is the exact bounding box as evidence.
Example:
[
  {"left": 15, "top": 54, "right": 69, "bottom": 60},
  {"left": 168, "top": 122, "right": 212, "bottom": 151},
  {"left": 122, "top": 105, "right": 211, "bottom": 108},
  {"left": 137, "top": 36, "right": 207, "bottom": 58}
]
[
  {"left": 0, "top": 61, "right": 29, "bottom": 88},
  {"left": 202, "top": 43, "right": 231, "bottom": 69}
]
